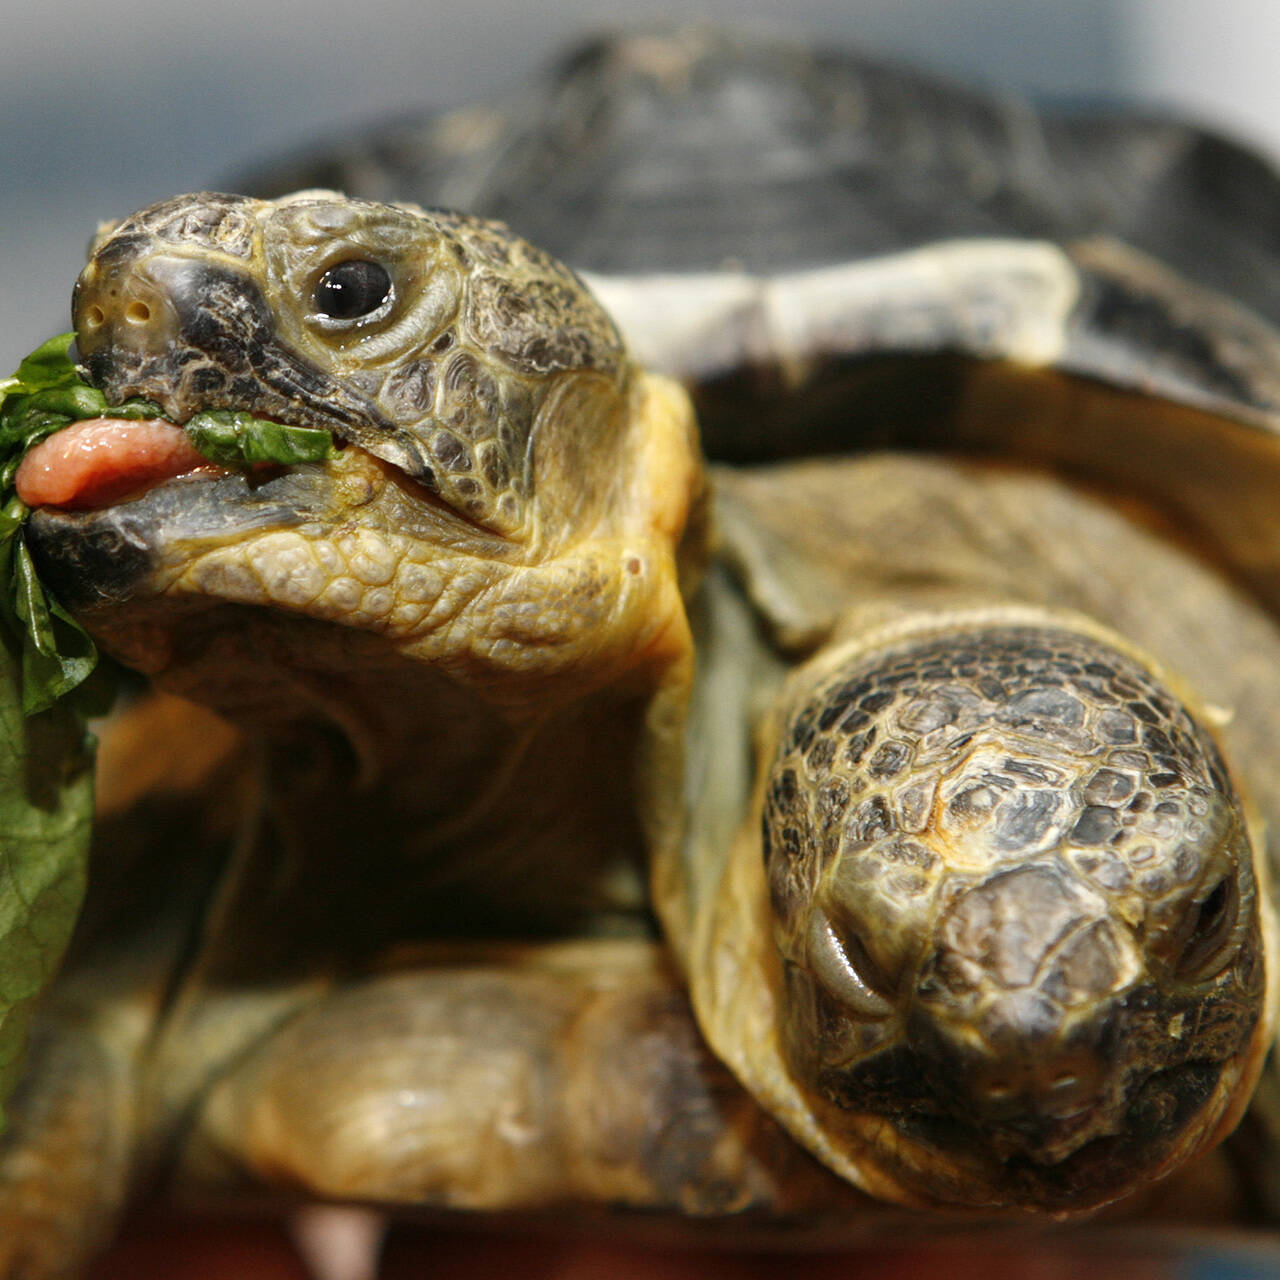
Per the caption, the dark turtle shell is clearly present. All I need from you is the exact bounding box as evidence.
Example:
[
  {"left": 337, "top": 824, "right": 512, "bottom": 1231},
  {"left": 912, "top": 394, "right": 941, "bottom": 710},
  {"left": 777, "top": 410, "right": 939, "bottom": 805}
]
[
  {"left": 240, "top": 28, "right": 1280, "bottom": 313},
  {"left": 238, "top": 29, "right": 1280, "bottom": 620}
]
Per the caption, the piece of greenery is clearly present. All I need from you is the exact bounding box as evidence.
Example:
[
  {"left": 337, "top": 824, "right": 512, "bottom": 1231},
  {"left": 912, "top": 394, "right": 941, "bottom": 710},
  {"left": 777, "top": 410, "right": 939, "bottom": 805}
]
[
  {"left": 0, "top": 333, "right": 332, "bottom": 1132},
  {"left": 0, "top": 339, "right": 89, "bottom": 1130},
  {"left": 184, "top": 409, "right": 333, "bottom": 467},
  {"left": 0, "top": 333, "right": 111, "bottom": 1133},
  {"left": 0, "top": 334, "right": 334, "bottom": 713},
  {"left": 0, "top": 333, "right": 160, "bottom": 490},
  {"left": 0, "top": 334, "right": 152, "bottom": 715},
  {"left": 0, "top": 626, "right": 94, "bottom": 1134}
]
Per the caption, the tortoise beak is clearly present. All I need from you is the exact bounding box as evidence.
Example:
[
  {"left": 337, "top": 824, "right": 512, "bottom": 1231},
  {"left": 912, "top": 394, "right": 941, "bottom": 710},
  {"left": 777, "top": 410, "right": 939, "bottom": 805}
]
[
  {"left": 27, "top": 228, "right": 375, "bottom": 613},
  {"left": 25, "top": 469, "right": 330, "bottom": 612},
  {"left": 907, "top": 865, "right": 1138, "bottom": 1163}
]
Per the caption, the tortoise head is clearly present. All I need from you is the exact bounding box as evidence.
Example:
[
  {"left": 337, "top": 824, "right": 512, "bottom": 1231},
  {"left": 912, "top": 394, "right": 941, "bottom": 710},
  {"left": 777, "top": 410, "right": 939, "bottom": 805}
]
[
  {"left": 30, "top": 192, "right": 701, "bottom": 727},
  {"left": 758, "top": 618, "right": 1274, "bottom": 1212}
]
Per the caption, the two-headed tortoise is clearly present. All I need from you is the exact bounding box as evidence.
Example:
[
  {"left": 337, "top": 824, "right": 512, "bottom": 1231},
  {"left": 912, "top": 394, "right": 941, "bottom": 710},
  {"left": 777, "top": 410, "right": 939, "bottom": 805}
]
[{"left": 7, "top": 26, "right": 1280, "bottom": 1278}]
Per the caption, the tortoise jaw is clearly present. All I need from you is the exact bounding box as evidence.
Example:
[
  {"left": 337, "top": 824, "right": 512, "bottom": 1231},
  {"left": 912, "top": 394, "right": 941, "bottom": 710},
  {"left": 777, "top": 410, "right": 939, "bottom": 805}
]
[
  {"left": 785, "top": 953, "right": 1264, "bottom": 1212},
  {"left": 886, "top": 1057, "right": 1229, "bottom": 1212},
  {"left": 25, "top": 464, "right": 329, "bottom": 613}
]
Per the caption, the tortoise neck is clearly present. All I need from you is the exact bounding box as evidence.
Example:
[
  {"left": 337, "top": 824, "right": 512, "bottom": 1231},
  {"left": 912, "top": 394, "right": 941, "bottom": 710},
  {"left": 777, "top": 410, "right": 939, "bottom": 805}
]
[
  {"left": 265, "top": 671, "right": 659, "bottom": 937},
  {"left": 148, "top": 624, "right": 684, "bottom": 968}
]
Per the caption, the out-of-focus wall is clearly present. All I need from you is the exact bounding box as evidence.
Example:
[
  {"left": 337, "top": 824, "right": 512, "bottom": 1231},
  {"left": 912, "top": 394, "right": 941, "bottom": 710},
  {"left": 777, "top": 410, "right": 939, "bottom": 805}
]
[
  {"left": 1123, "top": 0, "right": 1280, "bottom": 159},
  {"left": 0, "top": 1, "right": 1264, "bottom": 364}
]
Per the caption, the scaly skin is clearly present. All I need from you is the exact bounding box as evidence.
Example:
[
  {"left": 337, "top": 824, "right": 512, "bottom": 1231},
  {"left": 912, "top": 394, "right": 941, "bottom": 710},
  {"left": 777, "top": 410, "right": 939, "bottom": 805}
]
[
  {"left": 681, "top": 457, "right": 1279, "bottom": 1212},
  {"left": 1, "top": 195, "right": 1277, "bottom": 1276}
]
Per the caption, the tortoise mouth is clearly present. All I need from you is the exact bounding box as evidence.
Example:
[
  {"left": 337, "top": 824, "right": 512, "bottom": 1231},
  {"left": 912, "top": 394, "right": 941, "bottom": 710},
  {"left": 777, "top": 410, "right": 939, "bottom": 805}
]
[
  {"left": 20, "top": 405, "right": 460, "bottom": 616},
  {"left": 13, "top": 412, "right": 311, "bottom": 514},
  {"left": 875, "top": 1058, "right": 1224, "bottom": 1210},
  {"left": 24, "top": 462, "right": 330, "bottom": 612},
  {"left": 22, "top": 423, "right": 496, "bottom": 636}
]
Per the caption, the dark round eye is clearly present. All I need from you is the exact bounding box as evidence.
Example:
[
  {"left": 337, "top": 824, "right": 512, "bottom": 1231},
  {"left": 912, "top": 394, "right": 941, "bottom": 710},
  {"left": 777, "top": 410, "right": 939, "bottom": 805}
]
[
  {"left": 1176, "top": 878, "right": 1239, "bottom": 980},
  {"left": 313, "top": 260, "right": 392, "bottom": 320}
]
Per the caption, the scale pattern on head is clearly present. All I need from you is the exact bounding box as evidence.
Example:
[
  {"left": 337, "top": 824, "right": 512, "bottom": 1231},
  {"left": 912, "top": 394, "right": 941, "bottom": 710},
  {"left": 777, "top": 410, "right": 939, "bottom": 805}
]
[
  {"left": 762, "top": 622, "right": 1265, "bottom": 1206},
  {"left": 74, "top": 192, "right": 627, "bottom": 537},
  {"left": 31, "top": 188, "right": 706, "bottom": 784}
]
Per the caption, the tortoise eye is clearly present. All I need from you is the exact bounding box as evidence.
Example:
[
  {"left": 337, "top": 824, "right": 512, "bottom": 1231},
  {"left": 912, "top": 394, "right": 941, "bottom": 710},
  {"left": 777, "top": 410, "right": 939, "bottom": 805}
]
[
  {"left": 313, "top": 260, "right": 393, "bottom": 320},
  {"left": 807, "top": 909, "right": 895, "bottom": 1018},
  {"left": 1176, "top": 878, "right": 1239, "bottom": 980}
]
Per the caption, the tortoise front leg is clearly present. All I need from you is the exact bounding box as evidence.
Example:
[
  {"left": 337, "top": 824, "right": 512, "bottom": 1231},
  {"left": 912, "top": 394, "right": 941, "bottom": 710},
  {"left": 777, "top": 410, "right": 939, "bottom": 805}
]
[
  {"left": 0, "top": 692, "right": 258, "bottom": 1278},
  {"left": 0, "top": 996, "right": 144, "bottom": 1279},
  {"left": 173, "top": 939, "right": 868, "bottom": 1228}
]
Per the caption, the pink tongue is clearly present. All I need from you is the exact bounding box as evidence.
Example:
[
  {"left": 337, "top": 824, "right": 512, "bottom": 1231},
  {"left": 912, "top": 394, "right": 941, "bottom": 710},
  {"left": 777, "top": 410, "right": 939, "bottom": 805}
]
[{"left": 15, "top": 417, "right": 222, "bottom": 510}]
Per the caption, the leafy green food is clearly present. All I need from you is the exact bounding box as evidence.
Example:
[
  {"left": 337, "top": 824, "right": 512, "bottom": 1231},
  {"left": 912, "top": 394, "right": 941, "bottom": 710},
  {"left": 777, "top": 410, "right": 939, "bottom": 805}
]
[
  {"left": 0, "top": 332, "right": 333, "bottom": 1133},
  {"left": 0, "top": 333, "right": 335, "bottom": 712},
  {"left": 0, "top": 334, "right": 107, "bottom": 1132},
  {"left": 185, "top": 409, "right": 334, "bottom": 467},
  {"left": 0, "top": 631, "right": 94, "bottom": 1133},
  {"left": 0, "top": 333, "right": 161, "bottom": 491},
  {"left": 0, "top": 333, "right": 149, "bottom": 715}
]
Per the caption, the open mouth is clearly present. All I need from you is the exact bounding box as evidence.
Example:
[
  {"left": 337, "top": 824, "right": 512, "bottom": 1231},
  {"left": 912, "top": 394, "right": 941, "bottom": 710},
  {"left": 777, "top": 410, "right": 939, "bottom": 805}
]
[
  {"left": 16, "top": 415, "right": 230, "bottom": 510},
  {"left": 19, "top": 415, "right": 341, "bottom": 617},
  {"left": 15, "top": 410, "right": 335, "bottom": 512}
]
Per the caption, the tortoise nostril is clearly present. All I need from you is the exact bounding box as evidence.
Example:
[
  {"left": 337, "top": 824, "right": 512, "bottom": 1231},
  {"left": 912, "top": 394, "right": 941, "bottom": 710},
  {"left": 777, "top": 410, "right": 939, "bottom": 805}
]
[
  {"left": 125, "top": 300, "right": 152, "bottom": 325},
  {"left": 84, "top": 304, "right": 106, "bottom": 329}
]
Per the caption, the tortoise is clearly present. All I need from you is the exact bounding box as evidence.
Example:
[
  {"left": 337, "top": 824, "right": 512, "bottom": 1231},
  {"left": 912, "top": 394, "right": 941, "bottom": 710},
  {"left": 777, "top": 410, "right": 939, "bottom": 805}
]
[{"left": 5, "top": 26, "right": 1280, "bottom": 1279}]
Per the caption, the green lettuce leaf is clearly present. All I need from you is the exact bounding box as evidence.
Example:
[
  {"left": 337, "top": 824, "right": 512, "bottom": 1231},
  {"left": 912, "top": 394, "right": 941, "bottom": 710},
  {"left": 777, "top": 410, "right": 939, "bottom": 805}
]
[
  {"left": 184, "top": 409, "right": 333, "bottom": 467},
  {"left": 0, "top": 335, "right": 142, "bottom": 715},
  {"left": 0, "top": 334, "right": 102, "bottom": 1132},
  {"left": 0, "top": 331, "right": 331, "bottom": 1132},
  {"left": 0, "top": 334, "right": 334, "bottom": 713},
  {"left": 0, "top": 631, "right": 94, "bottom": 1132}
]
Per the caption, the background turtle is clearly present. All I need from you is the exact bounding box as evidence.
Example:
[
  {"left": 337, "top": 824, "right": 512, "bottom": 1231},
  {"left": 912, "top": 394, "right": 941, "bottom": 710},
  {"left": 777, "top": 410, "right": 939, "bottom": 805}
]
[{"left": 5, "top": 27, "right": 1280, "bottom": 1280}]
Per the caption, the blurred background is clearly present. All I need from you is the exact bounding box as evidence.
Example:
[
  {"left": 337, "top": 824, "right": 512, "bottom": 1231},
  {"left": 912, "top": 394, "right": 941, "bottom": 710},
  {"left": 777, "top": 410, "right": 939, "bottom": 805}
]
[{"left": 4, "top": 0, "right": 1279, "bottom": 367}]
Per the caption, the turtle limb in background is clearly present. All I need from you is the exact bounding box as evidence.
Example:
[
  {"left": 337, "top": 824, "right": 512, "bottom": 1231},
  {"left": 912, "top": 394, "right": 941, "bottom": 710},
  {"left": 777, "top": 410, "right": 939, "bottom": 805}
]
[{"left": 0, "top": 179, "right": 1278, "bottom": 1280}]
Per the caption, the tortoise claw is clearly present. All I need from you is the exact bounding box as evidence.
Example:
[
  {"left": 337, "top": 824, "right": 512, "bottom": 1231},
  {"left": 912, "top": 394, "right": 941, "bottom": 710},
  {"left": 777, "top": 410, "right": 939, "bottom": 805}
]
[{"left": 289, "top": 1205, "right": 387, "bottom": 1280}]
